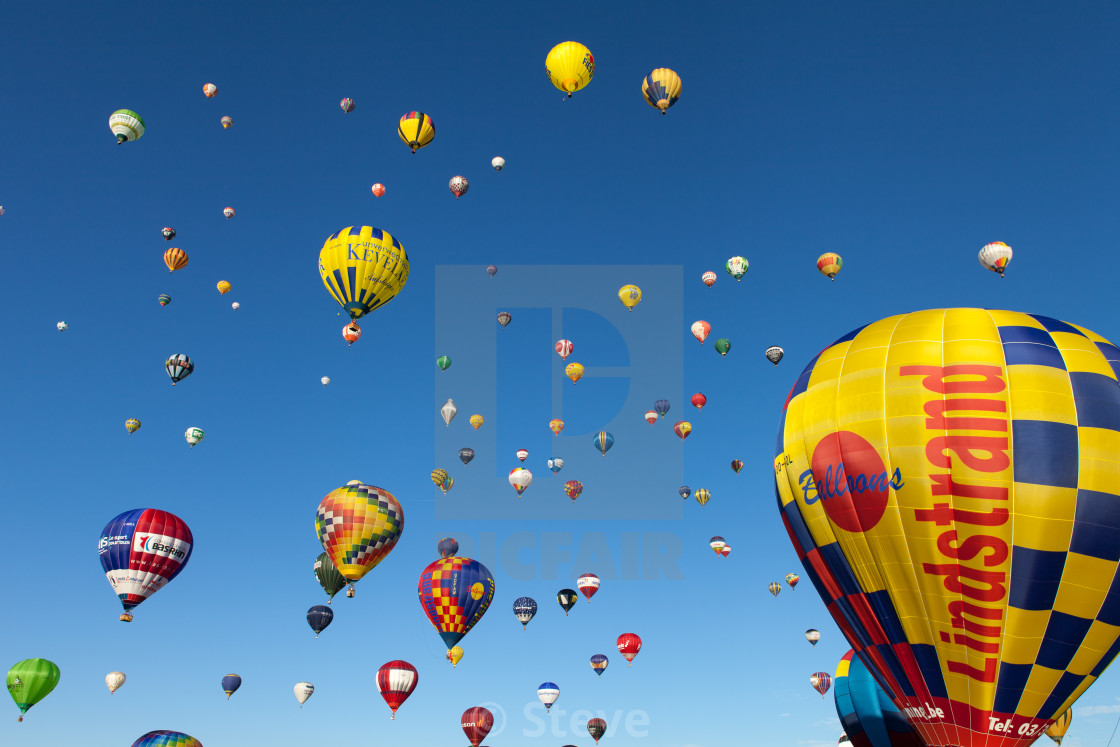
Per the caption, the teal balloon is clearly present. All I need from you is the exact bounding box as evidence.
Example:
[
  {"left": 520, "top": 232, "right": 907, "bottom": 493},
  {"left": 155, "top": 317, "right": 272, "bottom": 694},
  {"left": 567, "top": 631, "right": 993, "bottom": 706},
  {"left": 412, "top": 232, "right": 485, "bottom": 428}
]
[{"left": 593, "top": 431, "right": 614, "bottom": 456}]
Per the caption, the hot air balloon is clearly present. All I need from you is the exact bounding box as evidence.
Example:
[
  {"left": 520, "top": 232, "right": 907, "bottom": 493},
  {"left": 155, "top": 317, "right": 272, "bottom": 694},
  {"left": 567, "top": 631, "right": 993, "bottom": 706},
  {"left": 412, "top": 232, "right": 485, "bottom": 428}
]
[
  {"left": 125, "top": 418, "right": 141, "bottom": 435},
  {"left": 816, "top": 252, "right": 842, "bottom": 280},
  {"left": 591, "top": 654, "right": 609, "bottom": 676},
  {"left": 555, "top": 339, "right": 573, "bottom": 359},
  {"left": 690, "top": 393, "right": 707, "bottom": 410},
  {"left": 710, "top": 536, "right": 726, "bottom": 554},
  {"left": 1046, "top": 710, "right": 1072, "bottom": 745},
  {"left": 109, "top": 109, "right": 145, "bottom": 144},
  {"left": 419, "top": 556, "right": 495, "bottom": 654},
  {"left": 545, "top": 41, "right": 595, "bottom": 97},
  {"left": 538, "top": 682, "right": 560, "bottom": 711},
  {"left": 578, "top": 573, "right": 600, "bottom": 601},
  {"left": 548, "top": 458, "right": 564, "bottom": 474},
  {"left": 655, "top": 399, "right": 671, "bottom": 418},
  {"left": 162, "top": 227, "right": 176, "bottom": 240},
  {"left": 222, "top": 674, "right": 242, "bottom": 699},
  {"left": 487, "top": 265, "right": 498, "bottom": 277},
  {"left": 642, "top": 68, "right": 682, "bottom": 114},
  {"left": 812, "top": 671, "right": 833, "bottom": 698},
  {"left": 513, "top": 597, "right": 538, "bottom": 629},
  {"left": 221, "top": 116, "right": 233, "bottom": 129},
  {"left": 7, "top": 659, "right": 59, "bottom": 721},
  {"left": 458, "top": 448, "right": 475, "bottom": 465},
  {"left": 766, "top": 345, "right": 784, "bottom": 365},
  {"left": 979, "top": 241, "right": 1013, "bottom": 277},
  {"left": 701, "top": 271, "right": 717, "bottom": 287},
  {"left": 321, "top": 376, "right": 330, "bottom": 386},
  {"left": 516, "top": 448, "right": 529, "bottom": 462},
  {"left": 768, "top": 582, "right": 781, "bottom": 597},
  {"left": 449, "top": 176, "right": 469, "bottom": 199},
  {"left": 343, "top": 322, "right": 361, "bottom": 346},
  {"left": 644, "top": 411, "right": 658, "bottom": 424},
  {"left": 164, "top": 247, "right": 188, "bottom": 272},
  {"left": 314, "top": 552, "right": 346, "bottom": 602},
  {"left": 616, "top": 633, "right": 641, "bottom": 665},
  {"left": 557, "top": 588, "right": 578, "bottom": 615},
  {"left": 730, "top": 459, "right": 743, "bottom": 474},
  {"left": 438, "top": 538, "right": 459, "bottom": 558},
  {"left": 774, "top": 307, "right": 1120, "bottom": 747},
  {"left": 436, "top": 355, "right": 451, "bottom": 371},
  {"left": 106, "top": 671, "right": 125, "bottom": 694},
  {"left": 618, "top": 284, "right": 642, "bottom": 311},
  {"left": 315, "top": 481, "right": 404, "bottom": 597},
  {"left": 294, "top": 682, "right": 314, "bottom": 706},
  {"left": 673, "top": 421, "right": 692, "bottom": 441},
  {"left": 806, "top": 629, "right": 821, "bottom": 646},
  {"left": 833, "top": 650, "right": 924, "bottom": 747},
  {"left": 56, "top": 321, "right": 68, "bottom": 332},
  {"left": 158, "top": 294, "right": 171, "bottom": 306},
  {"left": 549, "top": 419, "right": 564, "bottom": 435},
  {"left": 184, "top": 427, "right": 204, "bottom": 448},
  {"left": 398, "top": 111, "right": 434, "bottom": 152},
  {"left": 371, "top": 183, "right": 385, "bottom": 197},
  {"left": 132, "top": 731, "right": 202, "bottom": 747},
  {"left": 203, "top": 83, "right": 218, "bottom": 98},
  {"left": 216, "top": 280, "right": 231, "bottom": 295},
  {"left": 785, "top": 573, "right": 799, "bottom": 589},
  {"left": 694, "top": 488, "right": 710, "bottom": 506},
  {"left": 430, "top": 468, "right": 448, "bottom": 489},
  {"left": 318, "top": 226, "right": 410, "bottom": 320},
  {"left": 564, "top": 480, "right": 583, "bottom": 501},
  {"left": 340, "top": 97, "right": 354, "bottom": 113},
  {"left": 497, "top": 311, "right": 512, "bottom": 328},
  {"left": 726, "top": 256, "right": 748, "bottom": 281},
  {"left": 440, "top": 398, "right": 457, "bottom": 426},
  {"left": 588, "top": 718, "right": 608, "bottom": 744},
  {"left": 491, "top": 156, "right": 505, "bottom": 171},
  {"left": 231, "top": 302, "right": 240, "bottom": 310},
  {"left": 714, "top": 338, "right": 731, "bottom": 357},
  {"left": 470, "top": 414, "right": 484, "bottom": 430},
  {"left": 566, "top": 362, "right": 584, "bottom": 383},
  {"left": 462, "top": 706, "right": 494, "bottom": 747},
  {"left": 447, "top": 646, "right": 464, "bottom": 667},
  {"left": 509, "top": 468, "right": 532, "bottom": 496},
  {"left": 679, "top": 486, "right": 691, "bottom": 500},
  {"left": 99, "top": 509, "right": 193, "bottom": 622},
  {"left": 593, "top": 431, "right": 614, "bottom": 455},
  {"left": 376, "top": 660, "right": 418, "bottom": 719},
  {"left": 691, "top": 320, "right": 711, "bottom": 344},
  {"left": 721, "top": 545, "right": 731, "bottom": 557}
]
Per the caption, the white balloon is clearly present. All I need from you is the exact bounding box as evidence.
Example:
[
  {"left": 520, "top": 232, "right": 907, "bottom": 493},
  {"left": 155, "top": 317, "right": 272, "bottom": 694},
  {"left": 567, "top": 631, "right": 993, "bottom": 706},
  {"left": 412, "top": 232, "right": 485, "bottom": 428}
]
[
  {"left": 294, "top": 682, "right": 315, "bottom": 706},
  {"left": 231, "top": 302, "right": 240, "bottom": 310},
  {"left": 105, "top": 671, "right": 126, "bottom": 694},
  {"left": 184, "top": 427, "right": 205, "bottom": 448},
  {"left": 321, "top": 377, "right": 331, "bottom": 386},
  {"left": 56, "top": 321, "right": 68, "bottom": 332},
  {"left": 491, "top": 156, "right": 505, "bottom": 172},
  {"left": 441, "top": 398, "right": 458, "bottom": 426}
]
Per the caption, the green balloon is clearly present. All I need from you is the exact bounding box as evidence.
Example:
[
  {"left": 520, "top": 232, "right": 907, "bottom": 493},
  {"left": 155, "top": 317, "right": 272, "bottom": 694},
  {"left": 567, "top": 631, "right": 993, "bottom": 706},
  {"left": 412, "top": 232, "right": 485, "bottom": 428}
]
[
  {"left": 436, "top": 355, "right": 452, "bottom": 371},
  {"left": 714, "top": 338, "right": 731, "bottom": 357},
  {"left": 314, "top": 552, "right": 346, "bottom": 602},
  {"left": 7, "top": 658, "right": 60, "bottom": 721}
]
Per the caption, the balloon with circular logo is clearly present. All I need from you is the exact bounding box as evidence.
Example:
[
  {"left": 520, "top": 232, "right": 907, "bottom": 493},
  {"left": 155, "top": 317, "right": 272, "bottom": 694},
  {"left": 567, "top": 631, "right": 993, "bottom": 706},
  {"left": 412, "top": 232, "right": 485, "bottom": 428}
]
[
  {"left": 775, "top": 308, "right": 1120, "bottom": 747},
  {"left": 418, "top": 556, "right": 495, "bottom": 653},
  {"left": 98, "top": 509, "right": 193, "bottom": 622}
]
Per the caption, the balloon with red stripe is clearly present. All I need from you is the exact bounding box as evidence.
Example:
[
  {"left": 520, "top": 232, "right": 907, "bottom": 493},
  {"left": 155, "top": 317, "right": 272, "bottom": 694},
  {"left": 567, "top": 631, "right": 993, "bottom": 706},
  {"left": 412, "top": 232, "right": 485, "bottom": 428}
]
[
  {"left": 461, "top": 706, "right": 493, "bottom": 746},
  {"left": 98, "top": 508, "right": 193, "bottom": 622},
  {"left": 376, "top": 660, "right": 418, "bottom": 719}
]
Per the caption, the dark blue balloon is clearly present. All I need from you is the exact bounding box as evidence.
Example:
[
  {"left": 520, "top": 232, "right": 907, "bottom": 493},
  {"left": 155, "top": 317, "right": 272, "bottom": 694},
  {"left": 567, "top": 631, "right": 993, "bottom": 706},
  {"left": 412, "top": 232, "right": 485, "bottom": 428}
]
[
  {"left": 654, "top": 399, "right": 670, "bottom": 416},
  {"left": 438, "top": 537, "right": 459, "bottom": 558},
  {"left": 513, "top": 596, "right": 538, "bottom": 628},
  {"left": 307, "top": 605, "right": 334, "bottom": 638},
  {"left": 221, "top": 674, "right": 241, "bottom": 699},
  {"left": 679, "top": 486, "right": 691, "bottom": 499},
  {"left": 834, "top": 650, "right": 923, "bottom": 747},
  {"left": 459, "top": 448, "right": 475, "bottom": 465}
]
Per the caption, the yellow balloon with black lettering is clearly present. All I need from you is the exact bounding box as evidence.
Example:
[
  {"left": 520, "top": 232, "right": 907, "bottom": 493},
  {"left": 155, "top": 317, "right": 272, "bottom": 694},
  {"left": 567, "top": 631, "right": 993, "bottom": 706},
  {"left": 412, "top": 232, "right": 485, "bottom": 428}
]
[
  {"left": 545, "top": 42, "right": 594, "bottom": 97},
  {"left": 318, "top": 226, "right": 410, "bottom": 320},
  {"left": 774, "top": 308, "right": 1120, "bottom": 747}
]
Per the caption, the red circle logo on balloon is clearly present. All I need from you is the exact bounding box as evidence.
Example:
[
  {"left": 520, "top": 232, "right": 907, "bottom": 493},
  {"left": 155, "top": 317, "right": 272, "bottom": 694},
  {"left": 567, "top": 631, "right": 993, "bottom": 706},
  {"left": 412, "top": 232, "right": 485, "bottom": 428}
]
[{"left": 810, "top": 431, "right": 890, "bottom": 533}]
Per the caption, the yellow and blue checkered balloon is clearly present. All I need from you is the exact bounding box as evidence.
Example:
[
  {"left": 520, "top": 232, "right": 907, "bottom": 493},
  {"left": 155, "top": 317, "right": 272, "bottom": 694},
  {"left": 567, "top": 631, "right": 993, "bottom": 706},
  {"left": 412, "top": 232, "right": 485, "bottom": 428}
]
[
  {"left": 315, "top": 481, "right": 404, "bottom": 592},
  {"left": 774, "top": 308, "right": 1120, "bottom": 747}
]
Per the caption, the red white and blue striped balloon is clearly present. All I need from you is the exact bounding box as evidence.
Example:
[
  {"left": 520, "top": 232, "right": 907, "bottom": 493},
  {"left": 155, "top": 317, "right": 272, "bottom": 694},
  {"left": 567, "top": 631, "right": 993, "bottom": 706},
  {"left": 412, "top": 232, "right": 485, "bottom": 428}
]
[{"left": 98, "top": 509, "right": 193, "bottom": 620}]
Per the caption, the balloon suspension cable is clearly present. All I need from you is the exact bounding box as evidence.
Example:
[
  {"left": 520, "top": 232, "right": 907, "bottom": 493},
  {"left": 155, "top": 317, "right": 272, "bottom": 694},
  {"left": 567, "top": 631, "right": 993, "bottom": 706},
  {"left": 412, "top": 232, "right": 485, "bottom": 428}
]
[{"left": 1106, "top": 709, "right": 1120, "bottom": 747}]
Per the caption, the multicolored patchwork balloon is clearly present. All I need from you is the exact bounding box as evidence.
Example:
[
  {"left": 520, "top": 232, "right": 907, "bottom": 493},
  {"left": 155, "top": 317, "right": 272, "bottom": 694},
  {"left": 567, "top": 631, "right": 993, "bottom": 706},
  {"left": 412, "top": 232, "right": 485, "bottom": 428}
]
[
  {"left": 315, "top": 481, "right": 404, "bottom": 596},
  {"left": 418, "top": 556, "right": 495, "bottom": 652}
]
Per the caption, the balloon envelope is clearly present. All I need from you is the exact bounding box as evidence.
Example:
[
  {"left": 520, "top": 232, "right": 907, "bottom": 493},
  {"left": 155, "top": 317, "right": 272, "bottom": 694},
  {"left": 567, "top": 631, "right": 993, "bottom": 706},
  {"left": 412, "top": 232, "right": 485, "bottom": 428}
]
[
  {"left": 834, "top": 650, "right": 923, "bottom": 747},
  {"left": 222, "top": 674, "right": 241, "bottom": 698},
  {"left": 513, "top": 597, "right": 538, "bottom": 628},
  {"left": 546, "top": 41, "right": 594, "bottom": 96},
  {"left": 306, "top": 605, "right": 333, "bottom": 637},
  {"left": 318, "top": 226, "right": 409, "bottom": 320},
  {"left": 99, "top": 509, "right": 193, "bottom": 621},
  {"left": 6, "top": 658, "right": 60, "bottom": 720},
  {"left": 418, "top": 556, "right": 495, "bottom": 650},
  {"left": 315, "top": 481, "right": 404, "bottom": 591},
  {"left": 131, "top": 731, "right": 202, "bottom": 747},
  {"left": 438, "top": 538, "right": 459, "bottom": 558},
  {"left": 376, "top": 660, "right": 418, "bottom": 718}
]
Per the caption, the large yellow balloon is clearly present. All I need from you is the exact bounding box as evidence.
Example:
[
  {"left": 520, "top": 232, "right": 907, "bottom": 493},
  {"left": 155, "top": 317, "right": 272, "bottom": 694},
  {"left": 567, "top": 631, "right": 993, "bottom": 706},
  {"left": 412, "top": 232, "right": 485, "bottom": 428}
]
[
  {"left": 546, "top": 42, "right": 595, "bottom": 97},
  {"left": 641, "top": 68, "right": 682, "bottom": 114},
  {"left": 398, "top": 112, "right": 434, "bottom": 152},
  {"left": 775, "top": 308, "right": 1120, "bottom": 747},
  {"left": 318, "top": 226, "right": 410, "bottom": 320}
]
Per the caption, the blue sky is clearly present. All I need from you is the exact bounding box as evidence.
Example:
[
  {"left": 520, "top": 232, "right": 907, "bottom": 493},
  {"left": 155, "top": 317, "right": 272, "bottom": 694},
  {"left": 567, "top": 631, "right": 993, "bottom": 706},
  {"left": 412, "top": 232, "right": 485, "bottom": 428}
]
[{"left": 3, "top": 2, "right": 1120, "bottom": 746}]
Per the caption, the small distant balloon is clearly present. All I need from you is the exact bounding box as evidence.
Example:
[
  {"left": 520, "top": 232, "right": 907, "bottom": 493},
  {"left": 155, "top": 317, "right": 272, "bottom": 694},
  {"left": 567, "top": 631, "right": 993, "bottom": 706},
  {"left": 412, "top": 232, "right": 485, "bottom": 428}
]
[
  {"left": 343, "top": 322, "right": 361, "bottom": 346},
  {"left": 491, "top": 156, "right": 505, "bottom": 172},
  {"left": 487, "top": 265, "right": 498, "bottom": 277},
  {"left": 106, "top": 671, "right": 126, "bottom": 694},
  {"left": 437, "top": 355, "right": 451, "bottom": 371},
  {"left": 769, "top": 582, "right": 781, "bottom": 597},
  {"left": 371, "top": 183, "right": 385, "bottom": 197},
  {"left": 222, "top": 674, "right": 241, "bottom": 699},
  {"left": 616, "top": 633, "right": 642, "bottom": 665},
  {"left": 730, "top": 459, "right": 743, "bottom": 474},
  {"left": 679, "top": 486, "right": 691, "bottom": 500},
  {"left": 593, "top": 431, "right": 614, "bottom": 455},
  {"left": 691, "top": 320, "right": 711, "bottom": 344},
  {"left": 701, "top": 271, "right": 716, "bottom": 287},
  {"left": 164, "top": 247, "right": 188, "bottom": 273},
  {"left": 811, "top": 671, "right": 832, "bottom": 698},
  {"left": 673, "top": 421, "right": 692, "bottom": 441},
  {"left": 555, "top": 339, "right": 573, "bottom": 359},
  {"left": 165, "top": 353, "right": 194, "bottom": 385},
  {"left": 714, "top": 338, "right": 730, "bottom": 357},
  {"left": 447, "top": 646, "right": 464, "bottom": 667},
  {"left": 557, "top": 588, "right": 578, "bottom": 615},
  {"left": 642, "top": 68, "right": 682, "bottom": 114},
  {"left": 307, "top": 605, "right": 333, "bottom": 638},
  {"left": 546, "top": 41, "right": 595, "bottom": 97},
  {"left": 231, "top": 302, "right": 240, "bottom": 310},
  {"left": 440, "top": 398, "right": 457, "bottom": 426},
  {"left": 765, "top": 346, "right": 784, "bottom": 365},
  {"left": 548, "top": 457, "right": 564, "bottom": 474},
  {"left": 184, "top": 427, "right": 204, "bottom": 448},
  {"left": 340, "top": 97, "right": 355, "bottom": 113},
  {"left": 565, "top": 362, "right": 584, "bottom": 383},
  {"left": 321, "top": 376, "right": 330, "bottom": 386},
  {"left": 618, "top": 284, "right": 641, "bottom": 311},
  {"left": 109, "top": 109, "right": 145, "bottom": 144},
  {"left": 817, "top": 252, "right": 842, "bottom": 280},
  {"left": 513, "top": 597, "right": 538, "bottom": 629},
  {"left": 57, "top": 321, "right": 69, "bottom": 332},
  {"left": 979, "top": 241, "right": 1012, "bottom": 277},
  {"left": 125, "top": 418, "right": 141, "bottom": 435},
  {"left": 449, "top": 176, "right": 469, "bottom": 199},
  {"left": 203, "top": 83, "right": 218, "bottom": 98},
  {"left": 470, "top": 414, "right": 484, "bottom": 430},
  {"left": 217, "top": 280, "right": 231, "bottom": 295},
  {"left": 516, "top": 448, "right": 529, "bottom": 462},
  {"left": 497, "top": 311, "right": 512, "bottom": 328},
  {"left": 590, "top": 654, "right": 609, "bottom": 676},
  {"left": 159, "top": 294, "right": 171, "bottom": 306},
  {"left": 438, "top": 538, "right": 459, "bottom": 558},
  {"left": 294, "top": 682, "right": 314, "bottom": 706},
  {"left": 398, "top": 111, "right": 434, "bottom": 152},
  {"left": 549, "top": 419, "right": 564, "bottom": 435},
  {"left": 509, "top": 468, "right": 532, "bottom": 496},
  {"left": 221, "top": 116, "right": 233, "bottom": 129},
  {"left": 223, "top": 207, "right": 235, "bottom": 219},
  {"left": 654, "top": 399, "right": 670, "bottom": 418},
  {"left": 161, "top": 227, "right": 176, "bottom": 240},
  {"left": 805, "top": 629, "right": 820, "bottom": 646},
  {"left": 564, "top": 480, "right": 583, "bottom": 501},
  {"left": 690, "top": 393, "right": 707, "bottom": 410},
  {"left": 695, "top": 488, "right": 710, "bottom": 507},
  {"left": 458, "top": 448, "right": 475, "bottom": 465},
  {"left": 785, "top": 573, "right": 799, "bottom": 589},
  {"left": 726, "top": 256, "right": 748, "bottom": 281},
  {"left": 644, "top": 411, "right": 657, "bottom": 425}
]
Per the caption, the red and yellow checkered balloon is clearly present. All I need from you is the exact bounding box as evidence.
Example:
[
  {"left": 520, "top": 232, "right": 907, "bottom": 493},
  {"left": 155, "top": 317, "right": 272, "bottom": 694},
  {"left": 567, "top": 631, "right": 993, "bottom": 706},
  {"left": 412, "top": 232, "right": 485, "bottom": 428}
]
[{"left": 775, "top": 308, "right": 1120, "bottom": 747}]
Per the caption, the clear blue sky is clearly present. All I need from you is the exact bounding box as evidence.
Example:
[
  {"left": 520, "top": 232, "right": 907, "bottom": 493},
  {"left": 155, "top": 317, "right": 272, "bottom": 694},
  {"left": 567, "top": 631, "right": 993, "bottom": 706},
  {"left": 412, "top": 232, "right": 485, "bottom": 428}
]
[{"left": 2, "top": 2, "right": 1120, "bottom": 746}]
